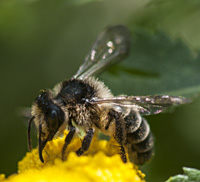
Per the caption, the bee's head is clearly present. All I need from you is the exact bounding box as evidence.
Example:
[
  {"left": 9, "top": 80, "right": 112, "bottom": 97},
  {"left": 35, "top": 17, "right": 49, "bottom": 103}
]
[
  {"left": 28, "top": 90, "right": 65, "bottom": 163},
  {"left": 35, "top": 91, "right": 65, "bottom": 132}
]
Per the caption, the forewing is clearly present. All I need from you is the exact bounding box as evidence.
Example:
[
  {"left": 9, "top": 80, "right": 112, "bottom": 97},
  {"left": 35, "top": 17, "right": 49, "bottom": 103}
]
[
  {"left": 89, "top": 95, "right": 191, "bottom": 115},
  {"left": 73, "top": 25, "right": 131, "bottom": 79}
]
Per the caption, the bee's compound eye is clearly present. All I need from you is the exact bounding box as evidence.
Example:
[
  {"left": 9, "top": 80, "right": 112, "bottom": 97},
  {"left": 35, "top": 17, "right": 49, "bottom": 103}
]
[
  {"left": 48, "top": 110, "right": 59, "bottom": 130},
  {"left": 46, "top": 105, "right": 65, "bottom": 133},
  {"left": 51, "top": 110, "right": 57, "bottom": 118}
]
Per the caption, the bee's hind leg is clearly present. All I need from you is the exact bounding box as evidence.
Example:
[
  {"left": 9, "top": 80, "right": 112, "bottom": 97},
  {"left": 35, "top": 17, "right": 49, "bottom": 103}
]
[
  {"left": 76, "top": 128, "right": 94, "bottom": 156},
  {"left": 109, "top": 109, "right": 127, "bottom": 163},
  {"left": 119, "top": 145, "right": 127, "bottom": 163}
]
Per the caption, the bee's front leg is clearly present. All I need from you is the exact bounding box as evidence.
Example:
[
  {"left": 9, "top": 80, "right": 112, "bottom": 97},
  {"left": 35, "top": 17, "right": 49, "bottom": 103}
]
[
  {"left": 76, "top": 128, "right": 94, "bottom": 156},
  {"left": 62, "top": 125, "right": 76, "bottom": 160},
  {"left": 38, "top": 123, "right": 49, "bottom": 163}
]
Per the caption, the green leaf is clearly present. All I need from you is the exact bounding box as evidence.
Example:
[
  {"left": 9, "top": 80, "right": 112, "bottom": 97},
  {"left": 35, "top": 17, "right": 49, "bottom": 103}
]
[
  {"left": 100, "top": 27, "right": 200, "bottom": 97},
  {"left": 166, "top": 167, "right": 200, "bottom": 182},
  {"left": 183, "top": 167, "right": 200, "bottom": 181}
]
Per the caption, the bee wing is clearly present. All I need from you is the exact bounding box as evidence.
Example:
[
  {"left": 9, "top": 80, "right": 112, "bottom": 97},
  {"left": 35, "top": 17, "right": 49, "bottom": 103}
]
[
  {"left": 73, "top": 25, "right": 131, "bottom": 80},
  {"left": 89, "top": 95, "right": 191, "bottom": 115}
]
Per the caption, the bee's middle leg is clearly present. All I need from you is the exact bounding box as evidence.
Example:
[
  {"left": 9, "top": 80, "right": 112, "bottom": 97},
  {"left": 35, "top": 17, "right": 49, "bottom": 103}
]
[{"left": 76, "top": 128, "right": 94, "bottom": 156}]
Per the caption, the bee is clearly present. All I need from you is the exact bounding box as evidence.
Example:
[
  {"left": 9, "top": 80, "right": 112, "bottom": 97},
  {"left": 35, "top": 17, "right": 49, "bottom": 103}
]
[{"left": 28, "top": 25, "right": 190, "bottom": 165}]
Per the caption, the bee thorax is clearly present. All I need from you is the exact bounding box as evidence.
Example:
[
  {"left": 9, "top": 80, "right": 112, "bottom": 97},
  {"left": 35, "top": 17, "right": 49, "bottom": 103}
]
[{"left": 67, "top": 104, "right": 94, "bottom": 128}]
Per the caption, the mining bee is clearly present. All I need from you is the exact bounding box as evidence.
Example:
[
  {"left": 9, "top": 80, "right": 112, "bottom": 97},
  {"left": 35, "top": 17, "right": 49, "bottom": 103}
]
[{"left": 28, "top": 25, "right": 190, "bottom": 165}]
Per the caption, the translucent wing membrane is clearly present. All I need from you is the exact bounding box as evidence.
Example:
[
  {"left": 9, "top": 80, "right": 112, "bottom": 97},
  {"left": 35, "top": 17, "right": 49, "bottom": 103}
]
[
  {"left": 89, "top": 95, "right": 191, "bottom": 115},
  {"left": 73, "top": 25, "right": 131, "bottom": 79}
]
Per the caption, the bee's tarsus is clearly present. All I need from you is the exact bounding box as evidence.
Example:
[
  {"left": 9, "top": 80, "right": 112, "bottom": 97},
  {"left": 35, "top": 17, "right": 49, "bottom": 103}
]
[
  {"left": 76, "top": 148, "right": 84, "bottom": 156},
  {"left": 119, "top": 145, "right": 127, "bottom": 163}
]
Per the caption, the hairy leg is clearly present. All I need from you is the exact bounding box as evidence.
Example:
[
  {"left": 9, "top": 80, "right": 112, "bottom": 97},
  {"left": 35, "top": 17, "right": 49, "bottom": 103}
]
[
  {"left": 76, "top": 128, "right": 94, "bottom": 156},
  {"left": 62, "top": 126, "right": 76, "bottom": 160}
]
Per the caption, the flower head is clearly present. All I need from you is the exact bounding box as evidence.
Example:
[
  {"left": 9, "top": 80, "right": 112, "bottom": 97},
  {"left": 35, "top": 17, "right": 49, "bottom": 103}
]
[{"left": 1, "top": 133, "right": 145, "bottom": 182}]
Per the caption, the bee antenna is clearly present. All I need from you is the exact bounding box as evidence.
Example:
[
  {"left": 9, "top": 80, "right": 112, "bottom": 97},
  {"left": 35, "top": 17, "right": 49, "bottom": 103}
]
[{"left": 28, "top": 116, "right": 35, "bottom": 151}]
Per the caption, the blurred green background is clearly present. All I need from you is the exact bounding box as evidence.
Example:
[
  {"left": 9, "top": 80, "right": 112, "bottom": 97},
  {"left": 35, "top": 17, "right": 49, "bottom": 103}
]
[{"left": 0, "top": 0, "right": 200, "bottom": 181}]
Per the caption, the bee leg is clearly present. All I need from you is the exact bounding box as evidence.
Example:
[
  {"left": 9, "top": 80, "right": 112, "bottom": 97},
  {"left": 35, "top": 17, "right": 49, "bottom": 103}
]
[
  {"left": 76, "top": 128, "right": 94, "bottom": 156},
  {"left": 62, "top": 126, "right": 76, "bottom": 160},
  {"left": 109, "top": 109, "right": 127, "bottom": 163},
  {"left": 38, "top": 124, "right": 58, "bottom": 163},
  {"left": 38, "top": 124, "right": 48, "bottom": 163},
  {"left": 119, "top": 145, "right": 127, "bottom": 163}
]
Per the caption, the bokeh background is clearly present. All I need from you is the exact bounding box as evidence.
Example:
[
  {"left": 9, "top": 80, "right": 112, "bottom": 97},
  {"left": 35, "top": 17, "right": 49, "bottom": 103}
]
[{"left": 0, "top": 0, "right": 200, "bottom": 181}]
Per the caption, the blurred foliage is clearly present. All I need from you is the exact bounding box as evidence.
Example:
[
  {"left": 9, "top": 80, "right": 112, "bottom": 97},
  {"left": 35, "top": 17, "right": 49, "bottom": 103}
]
[
  {"left": 102, "top": 28, "right": 200, "bottom": 97},
  {"left": 166, "top": 167, "right": 200, "bottom": 182},
  {"left": 0, "top": 0, "right": 200, "bottom": 182}
]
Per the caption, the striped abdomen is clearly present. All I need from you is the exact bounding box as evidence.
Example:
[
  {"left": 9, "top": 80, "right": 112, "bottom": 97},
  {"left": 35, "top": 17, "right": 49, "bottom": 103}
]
[{"left": 124, "top": 110, "right": 154, "bottom": 165}]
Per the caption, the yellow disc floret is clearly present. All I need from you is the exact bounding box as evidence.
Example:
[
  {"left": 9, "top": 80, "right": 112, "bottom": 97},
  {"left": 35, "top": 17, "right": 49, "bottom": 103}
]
[{"left": 1, "top": 133, "right": 145, "bottom": 182}]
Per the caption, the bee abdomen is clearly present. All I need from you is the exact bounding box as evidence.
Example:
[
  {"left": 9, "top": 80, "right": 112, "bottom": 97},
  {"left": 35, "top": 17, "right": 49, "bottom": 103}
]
[
  {"left": 129, "top": 130, "right": 154, "bottom": 165},
  {"left": 129, "top": 146, "right": 153, "bottom": 165},
  {"left": 126, "top": 117, "right": 150, "bottom": 144},
  {"left": 125, "top": 112, "right": 154, "bottom": 165},
  {"left": 132, "top": 131, "right": 154, "bottom": 153}
]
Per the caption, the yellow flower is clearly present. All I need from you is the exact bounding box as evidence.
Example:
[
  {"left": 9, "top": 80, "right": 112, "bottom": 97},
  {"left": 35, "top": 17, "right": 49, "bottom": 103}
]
[{"left": 1, "top": 133, "right": 145, "bottom": 182}]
